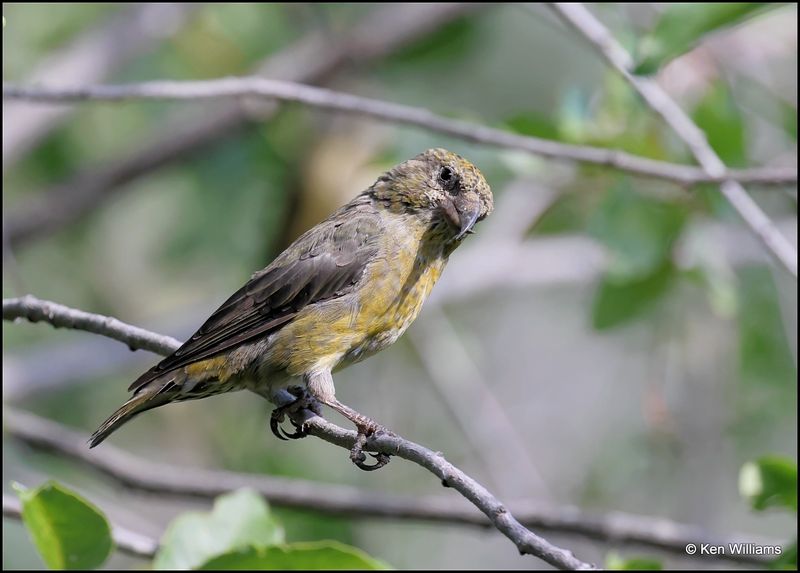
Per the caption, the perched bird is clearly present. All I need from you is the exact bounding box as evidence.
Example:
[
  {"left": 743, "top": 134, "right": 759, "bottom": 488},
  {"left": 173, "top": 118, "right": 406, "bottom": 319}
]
[{"left": 90, "top": 148, "right": 493, "bottom": 470}]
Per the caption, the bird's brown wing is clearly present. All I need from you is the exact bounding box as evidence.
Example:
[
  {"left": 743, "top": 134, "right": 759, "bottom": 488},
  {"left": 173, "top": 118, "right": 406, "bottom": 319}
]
[{"left": 128, "top": 199, "right": 382, "bottom": 393}]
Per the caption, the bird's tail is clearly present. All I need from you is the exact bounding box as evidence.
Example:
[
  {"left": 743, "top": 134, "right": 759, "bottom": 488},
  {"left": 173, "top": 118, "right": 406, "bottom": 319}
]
[{"left": 89, "top": 385, "right": 173, "bottom": 448}]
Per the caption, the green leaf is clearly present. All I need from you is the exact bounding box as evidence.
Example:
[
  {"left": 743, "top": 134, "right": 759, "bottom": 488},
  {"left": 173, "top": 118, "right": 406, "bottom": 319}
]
[
  {"left": 154, "top": 489, "right": 285, "bottom": 570},
  {"left": 388, "top": 17, "right": 478, "bottom": 65},
  {"left": 737, "top": 267, "right": 797, "bottom": 389},
  {"left": 771, "top": 541, "right": 797, "bottom": 570},
  {"left": 692, "top": 83, "right": 747, "bottom": 167},
  {"left": 15, "top": 481, "right": 113, "bottom": 570},
  {"left": 529, "top": 191, "right": 591, "bottom": 236},
  {"left": 591, "top": 261, "right": 677, "bottom": 330},
  {"left": 588, "top": 180, "right": 687, "bottom": 278},
  {"left": 780, "top": 101, "right": 797, "bottom": 141},
  {"left": 739, "top": 456, "right": 797, "bottom": 512},
  {"left": 503, "top": 112, "right": 561, "bottom": 141},
  {"left": 198, "top": 541, "right": 390, "bottom": 570},
  {"left": 634, "top": 4, "right": 778, "bottom": 75},
  {"left": 606, "top": 551, "right": 662, "bottom": 570}
]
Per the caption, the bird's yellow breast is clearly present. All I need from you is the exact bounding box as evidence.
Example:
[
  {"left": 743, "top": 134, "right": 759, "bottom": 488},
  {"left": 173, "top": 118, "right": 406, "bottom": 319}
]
[{"left": 266, "top": 215, "right": 448, "bottom": 377}]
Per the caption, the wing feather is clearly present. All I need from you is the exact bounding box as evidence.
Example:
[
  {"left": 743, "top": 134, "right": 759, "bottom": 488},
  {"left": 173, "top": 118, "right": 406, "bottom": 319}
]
[{"left": 128, "top": 198, "right": 381, "bottom": 393}]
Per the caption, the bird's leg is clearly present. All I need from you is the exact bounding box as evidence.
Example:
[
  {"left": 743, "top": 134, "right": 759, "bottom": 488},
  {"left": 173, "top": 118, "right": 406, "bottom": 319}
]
[
  {"left": 300, "top": 370, "right": 392, "bottom": 471},
  {"left": 268, "top": 386, "right": 321, "bottom": 440},
  {"left": 320, "top": 398, "right": 392, "bottom": 471}
]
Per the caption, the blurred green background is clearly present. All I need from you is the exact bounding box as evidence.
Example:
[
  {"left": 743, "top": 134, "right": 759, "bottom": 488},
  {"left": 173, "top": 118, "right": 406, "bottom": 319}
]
[{"left": 2, "top": 3, "right": 797, "bottom": 570}]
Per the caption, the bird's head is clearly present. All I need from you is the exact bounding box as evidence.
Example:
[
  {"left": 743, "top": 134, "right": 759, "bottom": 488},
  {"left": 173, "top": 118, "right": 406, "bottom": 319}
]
[{"left": 370, "top": 148, "right": 493, "bottom": 242}]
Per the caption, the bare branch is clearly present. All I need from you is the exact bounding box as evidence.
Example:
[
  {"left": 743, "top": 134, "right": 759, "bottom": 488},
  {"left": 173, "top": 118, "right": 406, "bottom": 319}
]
[
  {"left": 3, "top": 295, "right": 180, "bottom": 356},
  {"left": 549, "top": 3, "right": 798, "bottom": 277},
  {"left": 3, "top": 296, "right": 785, "bottom": 566},
  {"left": 7, "top": 405, "right": 775, "bottom": 565},
  {"left": 3, "top": 492, "right": 158, "bottom": 559},
  {"left": 2, "top": 3, "right": 199, "bottom": 169},
  {"left": 4, "top": 77, "right": 797, "bottom": 196},
  {"left": 2, "top": 296, "right": 592, "bottom": 569},
  {"left": 3, "top": 3, "right": 481, "bottom": 249}
]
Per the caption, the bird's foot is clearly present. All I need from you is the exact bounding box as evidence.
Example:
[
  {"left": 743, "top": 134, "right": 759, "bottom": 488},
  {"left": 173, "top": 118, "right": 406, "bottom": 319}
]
[
  {"left": 270, "top": 387, "right": 321, "bottom": 441},
  {"left": 349, "top": 417, "right": 391, "bottom": 472}
]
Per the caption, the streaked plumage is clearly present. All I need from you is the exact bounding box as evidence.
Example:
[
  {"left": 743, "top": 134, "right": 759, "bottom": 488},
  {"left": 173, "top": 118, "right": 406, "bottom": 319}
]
[{"left": 90, "top": 148, "right": 493, "bottom": 469}]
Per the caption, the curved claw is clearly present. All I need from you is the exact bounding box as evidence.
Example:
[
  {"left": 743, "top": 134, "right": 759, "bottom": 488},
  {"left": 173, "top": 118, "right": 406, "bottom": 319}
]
[
  {"left": 349, "top": 432, "right": 391, "bottom": 471},
  {"left": 281, "top": 422, "right": 308, "bottom": 440},
  {"left": 270, "top": 407, "right": 309, "bottom": 441},
  {"left": 353, "top": 452, "right": 391, "bottom": 471},
  {"left": 270, "top": 410, "right": 287, "bottom": 440}
]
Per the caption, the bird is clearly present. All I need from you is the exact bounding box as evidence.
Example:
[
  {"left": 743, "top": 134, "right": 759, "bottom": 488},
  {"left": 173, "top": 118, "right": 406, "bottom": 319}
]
[{"left": 89, "top": 148, "right": 493, "bottom": 470}]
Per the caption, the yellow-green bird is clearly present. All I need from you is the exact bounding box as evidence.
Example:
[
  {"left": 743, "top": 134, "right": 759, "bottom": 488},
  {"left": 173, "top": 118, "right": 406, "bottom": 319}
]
[{"left": 90, "top": 148, "right": 493, "bottom": 470}]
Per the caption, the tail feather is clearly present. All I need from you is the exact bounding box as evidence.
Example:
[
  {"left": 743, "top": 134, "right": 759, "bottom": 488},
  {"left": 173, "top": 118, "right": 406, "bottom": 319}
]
[{"left": 89, "top": 390, "right": 171, "bottom": 448}]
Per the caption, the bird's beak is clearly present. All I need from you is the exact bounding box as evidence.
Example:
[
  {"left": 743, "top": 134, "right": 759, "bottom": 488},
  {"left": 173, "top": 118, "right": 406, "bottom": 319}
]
[
  {"left": 442, "top": 195, "right": 481, "bottom": 242},
  {"left": 454, "top": 205, "right": 480, "bottom": 241}
]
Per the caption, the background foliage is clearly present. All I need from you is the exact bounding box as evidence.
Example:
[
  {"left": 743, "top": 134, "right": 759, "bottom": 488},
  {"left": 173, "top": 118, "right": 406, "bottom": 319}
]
[{"left": 3, "top": 3, "right": 797, "bottom": 570}]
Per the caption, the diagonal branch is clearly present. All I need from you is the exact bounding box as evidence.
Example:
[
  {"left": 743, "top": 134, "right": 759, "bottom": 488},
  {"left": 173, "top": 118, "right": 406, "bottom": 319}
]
[
  {"left": 2, "top": 492, "right": 158, "bottom": 559},
  {"left": 4, "top": 77, "right": 797, "bottom": 194},
  {"left": 3, "top": 295, "right": 785, "bottom": 566},
  {"left": 549, "top": 3, "right": 797, "bottom": 278},
  {"left": 3, "top": 408, "right": 777, "bottom": 565},
  {"left": 3, "top": 295, "right": 180, "bottom": 356},
  {"left": 2, "top": 295, "right": 593, "bottom": 570},
  {"left": 3, "top": 3, "right": 481, "bottom": 249},
  {"left": 2, "top": 3, "right": 199, "bottom": 169}
]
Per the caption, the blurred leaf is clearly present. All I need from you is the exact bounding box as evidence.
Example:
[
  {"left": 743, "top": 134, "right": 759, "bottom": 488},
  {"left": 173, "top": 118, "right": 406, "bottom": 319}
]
[
  {"left": 504, "top": 112, "right": 561, "bottom": 141},
  {"left": 388, "top": 17, "right": 479, "bottom": 65},
  {"left": 15, "top": 481, "right": 113, "bottom": 570},
  {"left": 588, "top": 180, "right": 688, "bottom": 278},
  {"left": 634, "top": 4, "right": 778, "bottom": 75},
  {"left": 606, "top": 551, "right": 662, "bottom": 570},
  {"left": 771, "top": 541, "right": 797, "bottom": 569},
  {"left": 154, "top": 489, "right": 285, "bottom": 570},
  {"left": 739, "top": 456, "right": 797, "bottom": 512},
  {"left": 692, "top": 83, "right": 747, "bottom": 167},
  {"left": 529, "top": 191, "right": 591, "bottom": 235},
  {"left": 198, "top": 541, "right": 390, "bottom": 570},
  {"left": 558, "top": 88, "right": 592, "bottom": 142},
  {"left": 780, "top": 101, "right": 797, "bottom": 141},
  {"left": 592, "top": 261, "right": 677, "bottom": 330},
  {"left": 737, "top": 266, "right": 797, "bottom": 389}
]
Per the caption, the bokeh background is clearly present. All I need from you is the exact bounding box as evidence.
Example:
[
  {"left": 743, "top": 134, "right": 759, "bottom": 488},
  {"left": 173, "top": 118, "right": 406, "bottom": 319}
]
[{"left": 2, "top": 3, "right": 797, "bottom": 570}]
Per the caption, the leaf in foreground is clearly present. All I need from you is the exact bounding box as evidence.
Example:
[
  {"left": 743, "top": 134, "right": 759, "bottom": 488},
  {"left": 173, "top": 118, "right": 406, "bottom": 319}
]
[
  {"left": 198, "top": 541, "right": 390, "bottom": 570},
  {"left": 15, "top": 481, "right": 113, "bottom": 570},
  {"left": 154, "top": 488, "right": 285, "bottom": 570}
]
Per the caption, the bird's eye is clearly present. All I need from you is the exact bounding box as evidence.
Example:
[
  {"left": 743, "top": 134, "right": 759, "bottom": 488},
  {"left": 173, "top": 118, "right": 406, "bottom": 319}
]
[{"left": 438, "top": 167, "right": 458, "bottom": 190}]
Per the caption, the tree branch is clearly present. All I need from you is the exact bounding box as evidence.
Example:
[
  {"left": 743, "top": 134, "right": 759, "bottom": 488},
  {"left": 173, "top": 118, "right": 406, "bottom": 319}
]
[
  {"left": 3, "top": 295, "right": 180, "bottom": 356},
  {"left": 2, "top": 295, "right": 593, "bottom": 569},
  {"left": 3, "top": 295, "right": 784, "bottom": 566},
  {"left": 2, "top": 3, "right": 199, "bottom": 169},
  {"left": 4, "top": 77, "right": 797, "bottom": 195},
  {"left": 2, "top": 492, "right": 158, "bottom": 560},
  {"left": 3, "top": 407, "right": 773, "bottom": 565},
  {"left": 3, "top": 3, "right": 481, "bottom": 249},
  {"left": 549, "top": 3, "right": 797, "bottom": 278}
]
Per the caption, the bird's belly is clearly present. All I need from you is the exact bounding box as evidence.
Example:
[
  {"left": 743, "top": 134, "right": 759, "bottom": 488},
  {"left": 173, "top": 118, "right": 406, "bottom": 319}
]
[
  {"left": 339, "top": 253, "right": 445, "bottom": 367},
  {"left": 266, "top": 251, "right": 445, "bottom": 376}
]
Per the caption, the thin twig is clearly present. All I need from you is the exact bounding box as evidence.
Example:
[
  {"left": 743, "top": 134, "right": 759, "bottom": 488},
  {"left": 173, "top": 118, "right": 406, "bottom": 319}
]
[
  {"left": 3, "top": 295, "right": 784, "bottom": 566},
  {"left": 2, "top": 3, "right": 199, "bottom": 169},
  {"left": 3, "top": 3, "right": 481, "bottom": 248},
  {"left": 549, "top": 3, "right": 797, "bottom": 277},
  {"left": 2, "top": 295, "right": 593, "bottom": 569},
  {"left": 4, "top": 77, "right": 797, "bottom": 194},
  {"left": 3, "top": 295, "right": 180, "bottom": 355},
  {"left": 2, "top": 492, "right": 158, "bottom": 559},
  {"left": 2, "top": 406, "right": 772, "bottom": 564}
]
